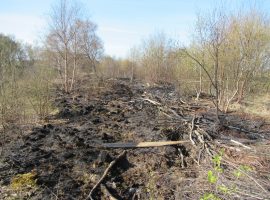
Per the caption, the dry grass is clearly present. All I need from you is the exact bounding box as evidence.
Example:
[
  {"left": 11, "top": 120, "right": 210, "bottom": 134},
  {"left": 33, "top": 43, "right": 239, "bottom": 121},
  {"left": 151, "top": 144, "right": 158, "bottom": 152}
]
[{"left": 230, "top": 94, "right": 270, "bottom": 120}]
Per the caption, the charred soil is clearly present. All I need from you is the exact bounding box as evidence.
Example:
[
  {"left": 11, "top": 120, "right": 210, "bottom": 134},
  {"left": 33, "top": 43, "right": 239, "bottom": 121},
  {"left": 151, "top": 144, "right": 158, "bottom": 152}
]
[{"left": 1, "top": 78, "right": 270, "bottom": 199}]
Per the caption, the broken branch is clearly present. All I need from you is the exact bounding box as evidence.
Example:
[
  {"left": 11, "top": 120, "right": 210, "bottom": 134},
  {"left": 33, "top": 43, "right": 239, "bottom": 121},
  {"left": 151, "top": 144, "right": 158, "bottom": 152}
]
[
  {"left": 86, "top": 150, "right": 127, "bottom": 200},
  {"left": 102, "top": 140, "right": 190, "bottom": 148}
]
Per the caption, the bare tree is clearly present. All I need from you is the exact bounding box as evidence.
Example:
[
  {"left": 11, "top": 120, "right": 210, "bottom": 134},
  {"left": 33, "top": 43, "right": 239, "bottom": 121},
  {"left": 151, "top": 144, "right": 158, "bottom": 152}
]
[
  {"left": 77, "top": 19, "right": 104, "bottom": 77},
  {"left": 46, "top": 0, "right": 80, "bottom": 92},
  {"left": 46, "top": 0, "right": 103, "bottom": 91},
  {"left": 184, "top": 9, "right": 228, "bottom": 122}
]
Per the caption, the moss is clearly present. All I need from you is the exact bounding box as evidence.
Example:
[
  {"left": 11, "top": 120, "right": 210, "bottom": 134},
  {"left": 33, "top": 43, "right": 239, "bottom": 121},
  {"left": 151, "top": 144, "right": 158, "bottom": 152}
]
[{"left": 10, "top": 171, "right": 37, "bottom": 190}]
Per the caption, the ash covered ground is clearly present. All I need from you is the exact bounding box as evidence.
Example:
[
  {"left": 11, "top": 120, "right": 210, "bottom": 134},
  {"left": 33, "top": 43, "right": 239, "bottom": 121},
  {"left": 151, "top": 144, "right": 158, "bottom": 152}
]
[{"left": 1, "top": 78, "right": 269, "bottom": 199}]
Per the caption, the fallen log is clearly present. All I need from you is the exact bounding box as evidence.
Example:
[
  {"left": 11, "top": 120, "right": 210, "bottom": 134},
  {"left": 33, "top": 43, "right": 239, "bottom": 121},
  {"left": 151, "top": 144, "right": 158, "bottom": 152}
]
[{"left": 101, "top": 140, "right": 190, "bottom": 148}]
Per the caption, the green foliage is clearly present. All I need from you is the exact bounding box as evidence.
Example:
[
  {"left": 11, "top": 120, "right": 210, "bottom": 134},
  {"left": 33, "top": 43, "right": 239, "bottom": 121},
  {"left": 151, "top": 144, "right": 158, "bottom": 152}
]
[
  {"left": 202, "top": 149, "right": 252, "bottom": 199},
  {"left": 217, "top": 185, "right": 230, "bottom": 194},
  {"left": 233, "top": 170, "right": 242, "bottom": 179},
  {"left": 0, "top": 34, "right": 28, "bottom": 128},
  {"left": 240, "top": 165, "right": 252, "bottom": 172},
  {"left": 200, "top": 193, "right": 221, "bottom": 200},
  {"left": 212, "top": 149, "right": 224, "bottom": 172},
  {"left": 0, "top": 34, "right": 56, "bottom": 128},
  {"left": 24, "top": 63, "right": 56, "bottom": 120},
  {"left": 233, "top": 165, "right": 253, "bottom": 178},
  {"left": 207, "top": 170, "right": 217, "bottom": 184}
]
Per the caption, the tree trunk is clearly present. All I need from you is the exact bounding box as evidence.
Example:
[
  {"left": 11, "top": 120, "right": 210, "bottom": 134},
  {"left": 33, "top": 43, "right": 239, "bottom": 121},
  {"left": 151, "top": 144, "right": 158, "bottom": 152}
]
[
  {"left": 70, "top": 34, "right": 77, "bottom": 92},
  {"left": 196, "top": 66, "right": 202, "bottom": 100},
  {"left": 215, "top": 49, "right": 220, "bottom": 124},
  {"left": 64, "top": 48, "right": 68, "bottom": 93},
  {"left": 237, "top": 79, "right": 247, "bottom": 104}
]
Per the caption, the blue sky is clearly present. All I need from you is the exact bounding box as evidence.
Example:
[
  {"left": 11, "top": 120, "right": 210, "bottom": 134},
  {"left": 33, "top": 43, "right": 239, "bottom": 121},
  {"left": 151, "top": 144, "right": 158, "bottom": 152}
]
[{"left": 0, "top": 0, "right": 269, "bottom": 58}]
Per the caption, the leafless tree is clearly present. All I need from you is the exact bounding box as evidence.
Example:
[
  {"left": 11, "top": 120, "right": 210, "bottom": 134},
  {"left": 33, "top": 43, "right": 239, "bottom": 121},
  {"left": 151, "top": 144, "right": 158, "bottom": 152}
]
[
  {"left": 77, "top": 19, "right": 104, "bottom": 77},
  {"left": 184, "top": 9, "right": 228, "bottom": 122},
  {"left": 46, "top": 0, "right": 103, "bottom": 91},
  {"left": 46, "top": 0, "right": 80, "bottom": 92}
]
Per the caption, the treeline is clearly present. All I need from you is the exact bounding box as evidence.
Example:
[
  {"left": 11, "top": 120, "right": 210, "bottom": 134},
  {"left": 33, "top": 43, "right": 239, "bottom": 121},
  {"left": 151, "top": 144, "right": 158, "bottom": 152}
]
[
  {"left": 1, "top": 0, "right": 270, "bottom": 129},
  {"left": 101, "top": 8, "right": 270, "bottom": 114},
  {"left": 0, "top": 0, "right": 103, "bottom": 129},
  {"left": 0, "top": 34, "right": 56, "bottom": 129}
]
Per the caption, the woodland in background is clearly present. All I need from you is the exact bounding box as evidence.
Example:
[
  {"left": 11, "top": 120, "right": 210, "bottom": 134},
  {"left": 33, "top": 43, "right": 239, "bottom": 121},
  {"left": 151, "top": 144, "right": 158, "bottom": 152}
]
[
  {"left": 1, "top": 0, "right": 270, "bottom": 129},
  {"left": 1, "top": 1, "right": 270, "bottom": 200},
  {"left": 101, "top": 9, "right": 270, "bottom": 115}
]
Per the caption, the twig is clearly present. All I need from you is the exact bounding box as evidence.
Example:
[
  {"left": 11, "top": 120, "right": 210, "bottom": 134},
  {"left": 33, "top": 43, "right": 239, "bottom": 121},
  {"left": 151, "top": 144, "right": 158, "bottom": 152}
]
[
  {"left": 223, "top": 159, "right": 268, "bottom": 194},
  {"left": 230, "top": 139, "right": 252, "bottom": 150},
  {"left": 204, "top": 143, "right": 213, "bottom": 157},
  {"left": 179, "top": 98, "right": 187, "bottom": 104},
  {"left": 143, "top": 98, "right": 161, "bottom": 106},
  {"left": 235, "top": 190, "right": 265, "bottom": 200},
  {"left": 189, "top": 115, "right": 196, "bottom": 146},
  {"left": 178, "top": 148, "right": 185, "bottom": 168},
  {"left": 86, "top": 150, "right": 127, "bottom": 200},
  {"left": 197, "top": 145, "right": 204, "bottom": 165},
  {"left": 194, "top": 130, "right": 205, "bottom": 144},
  {"left": 100, "top": 184, "right": 119, "bottom": 200},
  {"left": 225, "top": 125, "right": 263, "bottom": 138},
  {"left": 43, "top": 185, "right": 59, "bottom": 200},
  {"left": 196, "top": 126, "right": 212, "bottom": 141}
]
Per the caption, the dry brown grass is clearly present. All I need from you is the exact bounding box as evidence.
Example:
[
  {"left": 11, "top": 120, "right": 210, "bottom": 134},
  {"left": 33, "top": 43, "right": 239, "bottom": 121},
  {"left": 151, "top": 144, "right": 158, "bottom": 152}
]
[{"left": 231, "top": 94, "right": 270, "bottom": 121}]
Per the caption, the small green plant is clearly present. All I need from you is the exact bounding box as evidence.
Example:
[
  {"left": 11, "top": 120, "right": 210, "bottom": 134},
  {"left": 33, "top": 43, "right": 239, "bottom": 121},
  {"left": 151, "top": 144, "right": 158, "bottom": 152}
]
[
  {"left": 201, "top": 149, "right": 252, "bottom": 199},
  {"left": 207, "top": 149, "right": 224, "bottom": 185},
  {"left": 212, "top": 149, "right": 224, "bottom": 172},
  {"left": 207, "top": 170, "right": 217, "bottom": 184},
  {"left": 200, "top": 193, "right": 221, "bottom": 200},
  {"left": 217, "top": 184, "right": 229, "bottom": 194},
  {"left": 233, "top": 165, "right": 253, "bottom": 178}
]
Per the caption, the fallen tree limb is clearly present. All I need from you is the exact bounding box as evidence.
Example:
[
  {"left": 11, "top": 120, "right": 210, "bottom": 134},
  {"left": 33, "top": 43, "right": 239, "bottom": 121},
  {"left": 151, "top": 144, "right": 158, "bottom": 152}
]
[
  {"left": 102, "top": 140, "right": 190, "bottom": 148},
  {"left": 230, "top": 139, "right": 252, "bottom": 150},
  {"left": 86, "top": 150, "right": 127, "bottom": 200}
]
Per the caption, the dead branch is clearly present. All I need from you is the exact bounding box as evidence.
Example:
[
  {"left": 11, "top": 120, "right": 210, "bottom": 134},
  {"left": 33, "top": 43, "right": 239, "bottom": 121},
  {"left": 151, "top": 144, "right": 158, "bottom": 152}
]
[
  {"left": 189, "top": 115, "right": 196, "bottom": 146},
  {"left": 194, "top": 130, "right": 205, "bottom": 144},
  {"left": 102, "top": 140, "right": 190, "bottom": 148},
  {"left": 100, "top": 184, "right": 119, "bottom": 200},
  {"left": 223, "top": 159, "right": 268, "bottom": 194},
  {"left": 142, "top": 98, "right": 161, "bottom": 106},
  {"left": 86, "top": 150, "right": 127, "bottom": 200},
  {"left": 179, "top": 98, "right": 187, "bottom": 104},
  {"left": 177, "top": 148, "right": 185, "bottom": 168},
  {"left": 230, "top": 139, "right": 252, "bottom": 149},
  {"left": 197, "top": 145, "right": 204, "bottom": 165},
  {"left": 225, "top": 125, "right": 263, "bottom": 138},
  {"left": 143, "top": 97, "right": 184, "bottom": 120}
]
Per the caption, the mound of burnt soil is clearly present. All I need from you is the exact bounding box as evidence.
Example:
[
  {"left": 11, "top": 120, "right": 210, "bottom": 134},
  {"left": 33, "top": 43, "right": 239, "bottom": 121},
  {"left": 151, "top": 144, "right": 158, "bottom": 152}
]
[{"left": 1, "top": 79, "right": 269, "bottom": 200}]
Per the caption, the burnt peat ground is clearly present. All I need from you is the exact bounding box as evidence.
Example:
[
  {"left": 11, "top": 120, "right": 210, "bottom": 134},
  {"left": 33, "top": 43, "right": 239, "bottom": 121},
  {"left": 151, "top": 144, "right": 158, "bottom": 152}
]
[{"left": 1, "top": 78, "right": 270, "bottom": 199}]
